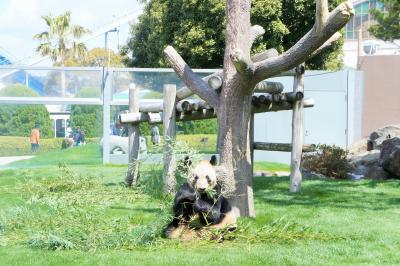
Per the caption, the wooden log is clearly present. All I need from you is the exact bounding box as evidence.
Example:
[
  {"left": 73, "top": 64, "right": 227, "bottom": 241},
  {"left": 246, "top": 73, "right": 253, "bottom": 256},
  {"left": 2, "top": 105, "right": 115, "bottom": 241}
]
[
  {"left": 163, "top": 84, "right": 177, "bottom": 194},
  {"left": 254, "top": 81, "right": 284, "bottom": 94},
  {"left": 208, "top": 75, "right": 223, "bottom": 90},
  {"left": 252, "top": 95, "right": 260, "bottom": 106},
  {"left": 176, "top": 72, "right": 223, "bottom": 100},
  {"left": 253, "top": 142, "right": 316, "bottom": 152},
  {"left": 176, "top": 100, "right": 191, "bottom": 112},
  {"left": 283, "top": 91, "right": 304, "bottom": 102},
  {"left": 271, "top": 93, "right": 281, "bottom": 104},
  {"left": 139, "top": 102, "right": 163, "bottom": 113},
  {"left": 175, "top": 69, "right": 295, "bottom": 101},
  {"left": 125, "top": 84, "right": 140, "bottom": 187},
  {"left": 290, "top": 65, "right": 305, "bottom": 193},
  {"left": 119, "top": 98, "right": 315, "bottom": 124},
  {"left": 258, "top": 94, "right": 272, "bottom": 105}
]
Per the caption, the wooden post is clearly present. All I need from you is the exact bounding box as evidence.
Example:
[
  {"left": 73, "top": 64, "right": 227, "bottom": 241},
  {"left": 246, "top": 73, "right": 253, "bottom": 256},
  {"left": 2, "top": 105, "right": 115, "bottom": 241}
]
[
  {"left": 163, "top": 84, "right": 177, "bottom": 194},
  {"left": 125, "top": 83, "right": 140, "bottom": 187},
  {"left": 250, "top": 114, "right": 255, "bottom": 176},
  {"left": 290, "top": 65, "right": 305, "bottom": 192}
]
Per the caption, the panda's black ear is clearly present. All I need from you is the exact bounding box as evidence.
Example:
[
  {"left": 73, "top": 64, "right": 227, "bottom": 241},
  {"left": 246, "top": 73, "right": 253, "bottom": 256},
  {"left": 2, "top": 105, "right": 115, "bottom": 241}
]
[
  {"left": 184, "top": 156, "right": 192, "bottom": 167},
  {"left": 210, "top": 155, "right": 217, "bottom": 166}
]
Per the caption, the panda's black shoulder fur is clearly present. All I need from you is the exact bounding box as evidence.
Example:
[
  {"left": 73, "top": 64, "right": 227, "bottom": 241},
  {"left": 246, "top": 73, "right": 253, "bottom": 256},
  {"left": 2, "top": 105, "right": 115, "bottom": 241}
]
[{"left": 170, "top": 181, "right": 232, "bottom": 227}]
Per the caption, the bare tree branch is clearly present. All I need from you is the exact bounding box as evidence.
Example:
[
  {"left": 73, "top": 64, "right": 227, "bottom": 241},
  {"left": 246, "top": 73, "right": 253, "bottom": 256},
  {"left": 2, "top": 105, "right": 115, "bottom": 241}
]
[
  {"left": 253, "top": 1, "right": 354, "bottom": 84},
  {"left": 251, "top": 48, "right": 279, "bottom": 62},
  {"left": 230, "top": 48, "right": 255, "bottom": 77},
  {"left": 164, "top": 45, "right": 220, "bottom": 108},
  {"left": 310, "top": 32, "right": 341, "bottom": 58},
  {"left": 316, "top": 0, "right": 329, "bottom": 32},
  {"left": 176, "top": 71, "right": 223, "bottom": 100},
  {"left": 250, "top": 25, "right": 265, "bottom": 45}
]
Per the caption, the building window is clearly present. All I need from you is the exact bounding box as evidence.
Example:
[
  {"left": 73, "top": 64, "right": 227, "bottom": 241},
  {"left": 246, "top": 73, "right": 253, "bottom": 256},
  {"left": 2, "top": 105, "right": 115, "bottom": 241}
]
[{"left": 344, "top": 0, "right": 385, "bottom": 40}]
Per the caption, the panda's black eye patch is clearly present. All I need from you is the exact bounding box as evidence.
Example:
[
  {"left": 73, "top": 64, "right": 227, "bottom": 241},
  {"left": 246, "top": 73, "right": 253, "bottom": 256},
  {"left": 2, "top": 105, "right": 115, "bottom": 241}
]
[{"left": 206, "top": 175, "right": 211, "bottom": 183}]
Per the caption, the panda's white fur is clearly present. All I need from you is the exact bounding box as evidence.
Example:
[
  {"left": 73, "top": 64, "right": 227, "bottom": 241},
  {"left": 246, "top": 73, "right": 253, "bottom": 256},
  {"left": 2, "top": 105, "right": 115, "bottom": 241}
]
[{"left": 188, "top": 160, "right": 217, "bottom": 192}]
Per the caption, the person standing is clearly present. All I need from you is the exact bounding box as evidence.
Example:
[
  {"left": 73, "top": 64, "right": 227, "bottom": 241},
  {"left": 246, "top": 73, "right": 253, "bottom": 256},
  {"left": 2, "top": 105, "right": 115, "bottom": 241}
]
[
  {"left": 30, "top": 124, "right": 40, "bottom": 152},
  {"left": 151, "top": 125, "right": 160, "bottom": 145}
]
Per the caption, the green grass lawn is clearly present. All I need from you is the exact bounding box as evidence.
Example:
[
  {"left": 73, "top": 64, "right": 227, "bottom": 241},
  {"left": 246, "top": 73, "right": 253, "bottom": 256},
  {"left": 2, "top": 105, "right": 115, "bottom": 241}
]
[{"left": 1, "top": 147, "right": 400, "bottom": 265}]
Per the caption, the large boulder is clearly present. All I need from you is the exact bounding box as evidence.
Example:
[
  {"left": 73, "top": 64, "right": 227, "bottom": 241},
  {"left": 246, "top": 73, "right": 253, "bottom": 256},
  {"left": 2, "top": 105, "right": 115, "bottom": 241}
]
[
  {"left": 347, "top": 150, "right": 384, "bottom": 179},
  {"left": 368, "top": 125, "right": 400, "bottom": 150},
  {"left": 380, "top": 137, "right": 400, "bottom": 178}
]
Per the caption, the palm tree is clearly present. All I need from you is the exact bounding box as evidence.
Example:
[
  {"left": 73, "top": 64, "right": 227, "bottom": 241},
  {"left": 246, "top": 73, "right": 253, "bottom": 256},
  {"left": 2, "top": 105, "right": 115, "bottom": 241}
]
[{"left": 33, "top": 11, "right": 90, "bottom": 96}]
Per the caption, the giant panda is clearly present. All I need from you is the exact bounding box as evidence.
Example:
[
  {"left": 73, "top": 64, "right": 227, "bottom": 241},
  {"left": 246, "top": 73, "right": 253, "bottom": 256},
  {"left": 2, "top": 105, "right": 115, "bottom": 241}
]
[{"left": 165, "top": 155, "right": 236, "bottom": 240}]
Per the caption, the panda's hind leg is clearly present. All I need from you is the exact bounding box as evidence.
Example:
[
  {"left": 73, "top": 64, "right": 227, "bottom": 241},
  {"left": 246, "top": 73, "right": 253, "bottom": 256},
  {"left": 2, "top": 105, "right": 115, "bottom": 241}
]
[
  {"left": 165, "top": 224, "right": 196, "bottom": 241},
  {"left": 207, "top": 210, "right": 237, "bottom": 230}
]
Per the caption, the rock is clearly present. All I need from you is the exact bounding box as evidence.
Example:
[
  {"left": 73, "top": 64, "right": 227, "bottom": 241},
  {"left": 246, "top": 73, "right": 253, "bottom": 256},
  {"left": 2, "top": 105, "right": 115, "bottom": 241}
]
[
  {"left": 347, "top": 138, "right": 368, "bottom": 155},
  {"left": 272, "top": 171, "right": 290, "bottom": 177},
  {"left": 368, "top": 125, "right": 400, "bottom": 150},
  {"left": 254, "top": 171, "right": 273, "bottom": 177},
  {"left": 365, "top": 165, "right": 390, "bottom": 179},
  {"left": 348, "top": 173, "right": 364, "bottom": 180},
  {"left": 301, "top": 169, "right": 327, "bottom": 179},
  {"left": 348, "top": 150, "right": 380, "bottom": 167},
  {"left": 380, "top": 137, "right": 400, "bottom": 178}
]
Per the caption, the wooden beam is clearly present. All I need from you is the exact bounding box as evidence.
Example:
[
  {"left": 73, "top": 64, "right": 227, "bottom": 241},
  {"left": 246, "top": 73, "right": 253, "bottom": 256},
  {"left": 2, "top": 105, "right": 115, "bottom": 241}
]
[
  {"left": 163, "top": 84, "right": 177, "bottom": 194},
  {"left": 253, "top": 142, "right": 316, "bottom": 152},
  {"left": 290, "top": 65, "right": 305, "bottom": 193},
  {"left": 254, "top": 81, "right": 284, "bottom": 93},
  {"left": 119, "top": 97, "right": 314, "bottom": 124},
  {"left": 125, "top": 84, "right": 140, "bottom": 187}
]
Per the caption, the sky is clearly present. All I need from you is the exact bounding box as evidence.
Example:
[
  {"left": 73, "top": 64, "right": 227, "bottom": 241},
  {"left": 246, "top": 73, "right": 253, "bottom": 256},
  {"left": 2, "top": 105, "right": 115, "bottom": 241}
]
[{"left": 0, "top": 0, "right": 143, "bottom": 64}]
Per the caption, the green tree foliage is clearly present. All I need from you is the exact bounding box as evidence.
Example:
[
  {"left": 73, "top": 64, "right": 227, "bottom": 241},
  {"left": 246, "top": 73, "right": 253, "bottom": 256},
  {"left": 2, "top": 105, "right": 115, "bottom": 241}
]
[
  {"left": 69, "top": 87, "right": 102, "bottom": 138},
  {"left": 123, "top": 0, "right": 344, "bottom": 70},
  {"left": 33, "top": 11, "right": 90, "bottom": 66},
  {"left": 177, "top": 119, "right": 218, "bottom": 135},
  {"left": 369, "top": 0, "right": 400, "bottom": 41},
  {"left": 65, "top": 48, "right": 125, "bottom": 67},
  {"left": 0, "top": 84, "right": 53, "bottom": 137}
]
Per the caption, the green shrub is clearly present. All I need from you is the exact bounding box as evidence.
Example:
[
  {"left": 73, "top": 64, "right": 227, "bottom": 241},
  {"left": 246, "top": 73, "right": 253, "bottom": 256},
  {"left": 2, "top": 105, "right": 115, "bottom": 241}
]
[
  {"left": 302, "top": 144, "right": 353, "bottom": 179},
  {"left": 0, "top": 84, "right": 53, "bottom": 137},
  {"left": 0, "top": 136, "right": 98, "bottom": 156},
  {"left": 69, "top": 87, "right": 102, "bottom": 138},
  {"left": 177, "top": 119, "right": 218, "bottom": 135}
]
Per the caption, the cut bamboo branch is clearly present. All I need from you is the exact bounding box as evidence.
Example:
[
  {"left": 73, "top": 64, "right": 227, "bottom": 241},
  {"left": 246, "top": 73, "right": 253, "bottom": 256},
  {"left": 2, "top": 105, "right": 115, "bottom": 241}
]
[
  {"left": 164, "top": 46, "right": 219, "bottom": 107},
  {"left": 253, "top": 142, "right": 316, "bottom": 152}
]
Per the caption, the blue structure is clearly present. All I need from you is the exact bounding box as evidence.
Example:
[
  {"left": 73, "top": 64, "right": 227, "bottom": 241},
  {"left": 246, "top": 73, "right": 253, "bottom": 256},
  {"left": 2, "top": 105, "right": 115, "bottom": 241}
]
[{"left": 0, "top": 53, "right": 45, "bottom": 95}]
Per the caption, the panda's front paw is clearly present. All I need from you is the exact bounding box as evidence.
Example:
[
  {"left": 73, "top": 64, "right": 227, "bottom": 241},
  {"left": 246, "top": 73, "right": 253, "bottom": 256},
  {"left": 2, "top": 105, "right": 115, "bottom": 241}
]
[{"left": 193, "top": 199, "right": 210, "bottom": 213}]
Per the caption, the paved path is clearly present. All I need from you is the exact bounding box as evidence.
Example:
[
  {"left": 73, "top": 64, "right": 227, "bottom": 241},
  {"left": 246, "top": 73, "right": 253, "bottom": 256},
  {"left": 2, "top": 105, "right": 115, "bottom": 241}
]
[{"left": 0, "top": 156, "right": 34, "bottom": 166}]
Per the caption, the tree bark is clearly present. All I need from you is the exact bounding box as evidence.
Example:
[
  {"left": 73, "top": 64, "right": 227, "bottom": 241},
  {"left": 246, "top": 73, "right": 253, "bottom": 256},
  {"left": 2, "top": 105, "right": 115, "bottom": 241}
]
[
  {"left": 163, "top": 84, "right": 177, "bottom": 194},
  {"left": 218, "top": 0, "right": 255, "bottom": 217}
]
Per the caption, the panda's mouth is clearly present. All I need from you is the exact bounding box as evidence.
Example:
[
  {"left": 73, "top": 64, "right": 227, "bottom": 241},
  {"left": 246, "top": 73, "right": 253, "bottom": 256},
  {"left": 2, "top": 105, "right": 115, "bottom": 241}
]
[{"left": 197, "top": 188, "right": 206, "bottom": 194}]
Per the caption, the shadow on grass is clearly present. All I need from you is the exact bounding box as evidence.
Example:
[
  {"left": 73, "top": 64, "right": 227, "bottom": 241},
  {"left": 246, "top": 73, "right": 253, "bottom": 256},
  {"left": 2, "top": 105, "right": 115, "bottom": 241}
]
[{"left": 253, "top": 175, "right": 400, "bottom": 210}]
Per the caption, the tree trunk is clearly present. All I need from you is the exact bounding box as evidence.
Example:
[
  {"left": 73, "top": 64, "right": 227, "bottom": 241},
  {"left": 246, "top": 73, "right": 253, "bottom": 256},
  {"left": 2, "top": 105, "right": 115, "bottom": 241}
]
[
  {"left": 217, "top": 92, "right": 255, "bottom": 217},
  {"left": 218, "top": 0, "right": 255, "bottom": 217}
]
